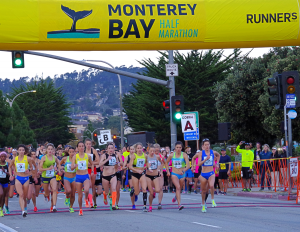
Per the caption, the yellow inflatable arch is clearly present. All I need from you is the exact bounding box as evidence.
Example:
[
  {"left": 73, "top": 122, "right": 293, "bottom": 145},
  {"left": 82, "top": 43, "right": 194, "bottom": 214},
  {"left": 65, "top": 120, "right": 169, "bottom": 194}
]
[{"left": 0, "top": 0, "right": 299, "bottom": 51}]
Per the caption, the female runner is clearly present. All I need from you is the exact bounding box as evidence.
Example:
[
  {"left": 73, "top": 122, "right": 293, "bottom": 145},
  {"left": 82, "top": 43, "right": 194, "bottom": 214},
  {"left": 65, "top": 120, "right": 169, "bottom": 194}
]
[
  {"left": 146, "top": 145, "right": 169, "bottom": 212},
  {"left": 196, "top": 138, "right": 220, "bottom": 213},
  {"left": 153, "top": 143, "right": 165, "bottom": 209},
  {"left": 0, "top": 152, "right": 9, "bottom": 217},
  {"left": 84, "top": 138, "right": 99, "bottom": 208},
  {"left": 60, "top": 147, "right": 76, "bottom": 213},
  {"left": 39, "top": 143, "right": 60, "bottom": 212},
  {"left": 99, "top": 143, "right": 119, "bottom": 210},
  {"left": 129, "top": 143, "right": 148, "bottom": 212},
  {"left": 71, "top": 142, "right": 94, "bottom": 216},
  {"left": 9, "top": 145, "right": 37, "bottom": 217},
  {"left": 122, "top": 145, "right": 135, "bottom": 209},
  {"left": 165, "top": 141, "right": 189, "bottom": 210}
]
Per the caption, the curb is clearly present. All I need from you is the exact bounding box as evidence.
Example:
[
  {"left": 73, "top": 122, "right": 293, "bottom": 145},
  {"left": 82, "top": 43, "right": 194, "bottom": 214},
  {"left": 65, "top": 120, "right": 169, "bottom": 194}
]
[{"left": 227, "top": 191, "right": 296, "bottom": 201}]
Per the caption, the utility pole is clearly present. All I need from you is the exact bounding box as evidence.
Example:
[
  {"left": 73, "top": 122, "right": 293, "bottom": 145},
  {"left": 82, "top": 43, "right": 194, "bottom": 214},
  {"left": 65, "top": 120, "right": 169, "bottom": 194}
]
[{"left": 168, "top": 50, "right": 177, "bottom": 150}]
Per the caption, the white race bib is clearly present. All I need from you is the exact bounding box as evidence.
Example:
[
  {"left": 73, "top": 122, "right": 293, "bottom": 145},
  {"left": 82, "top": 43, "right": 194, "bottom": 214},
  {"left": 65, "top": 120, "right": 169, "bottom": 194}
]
[
  {"left": 204, "top": 156, "right": 213, "bottom": 166},
  {"left": 66, "top": 164, "right": 72, "bottom": 172},
  {"left": 96, "top": 172, "right": 101, "bottom": 180},
  {"left": 136, "top": 159, "right": 145, "bottom": 168},
  {"left": 88, "top": 153, "right": 93, "bottom": 160},
  {"left": 0, "top": 169, "right": 7, "bottom": 178},
  {"left": 16, "top": 163, "right": 26, "bottom": 172},
  {"left": 109, "top": 157, "right": 116, "bottom": 166},
  {"left": 46, "top": 169, "right": 54, "bottom": 177},
  {"left": 149, "top": 160, "right": 158, "bottom": 170},
  {"left": 78, "top": 160, "right": 86, "bottom": 170},
  {"left": 174, "top": 160, "right": 182, "bottom": 168}
]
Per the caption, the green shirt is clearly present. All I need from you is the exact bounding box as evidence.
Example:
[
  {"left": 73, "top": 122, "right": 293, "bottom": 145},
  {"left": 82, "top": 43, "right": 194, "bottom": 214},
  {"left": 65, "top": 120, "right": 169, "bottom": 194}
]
[{"left": 236, "top": 145, "right": 254, "bottom": 169}]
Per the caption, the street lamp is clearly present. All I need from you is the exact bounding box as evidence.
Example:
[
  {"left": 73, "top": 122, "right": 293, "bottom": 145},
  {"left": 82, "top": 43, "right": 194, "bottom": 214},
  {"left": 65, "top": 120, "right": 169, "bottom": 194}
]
[
  {"left": 82, "top": 59, "right": 124, "bottom": 148},
  {"left": 7, "top": 90, "right": 36, "bottom": 108},
  {"left": 84, "top": 128, "right": 103, "bottom": 141}
]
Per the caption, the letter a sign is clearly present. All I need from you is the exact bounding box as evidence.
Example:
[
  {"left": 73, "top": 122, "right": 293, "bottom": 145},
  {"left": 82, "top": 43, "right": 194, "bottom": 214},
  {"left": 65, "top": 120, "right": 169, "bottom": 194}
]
[{"left": 181, "top": 114, "right": 196, "bottom": 133}]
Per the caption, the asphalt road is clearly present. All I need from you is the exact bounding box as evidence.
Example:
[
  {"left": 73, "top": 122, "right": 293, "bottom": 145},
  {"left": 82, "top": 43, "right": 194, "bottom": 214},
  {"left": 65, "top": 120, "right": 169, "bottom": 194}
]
[{"left": 0, "top": 191, "right": 299, "bottom": 232}]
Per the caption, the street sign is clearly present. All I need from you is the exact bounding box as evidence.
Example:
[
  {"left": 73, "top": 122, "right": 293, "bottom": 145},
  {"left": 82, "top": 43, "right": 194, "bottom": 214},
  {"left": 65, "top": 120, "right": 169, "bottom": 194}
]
[
  {"left": 166, "top": 64, "right": 178, "bottom": 77},
  {"left": 98, "top": 129, "right": 113, "bottom": 145},
  {"left": 184, "top": 111, "right": 199, "bottom": 127},
  {"left": 184, "top": 128, "right": 199, "bottom": 141},
  {"left": 181, "top": 114, "right": 196, "bottom": 133},
  {"left": 286, "top": 94, "right": 296, "bottom": 108},
  {"left": 288, "top": 109, "right": 297, "bottom": 119}
]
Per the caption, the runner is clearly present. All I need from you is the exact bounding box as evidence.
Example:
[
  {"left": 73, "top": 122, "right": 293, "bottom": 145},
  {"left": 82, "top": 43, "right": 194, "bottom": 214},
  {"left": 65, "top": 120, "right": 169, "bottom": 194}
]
[
  {"left": 197, "top": 138, "right": 220, "bottom": 213},
  {"left": 84, "top": 138, "right": 99, "bottom": 208},
  {"left": 71, "top": 141, "right": 94, "bottom": 216},
  {"left": 114, "top": 147, "right": 124, "bottom": 209},
  {"left": 146, "top": 145, "right": 168, "bottom": 212},
  {"left": 99, "top": 143, "right": 118, "bottom": 210},
  {"left": 153, "top": 143, "right": 165, "bottom": 209},
  {"left": 129, "top": 142, "right": 148, "bottom": 212},
  {"left": 191, "top": 150, "right": 202, "bottom": 194},
  {"left": 39, "top": 143, "right": 60, "bottom": 213},
  {"left": 94, "top": 165, "right": 103, "bottom": 209},
  {"left": 59, "top": 147, "right": 76, "bottom": 213},
  {"left": 185, "top": 146, "right": 195, "bottom": 194},
  {"left": 0, "top": 152, "right": 9, "bottom": 217},
  {"left": 122, "top": 145, "right": 135, "bottom": 209},
  {"left": 165, "top": 141, "right": 189, "bottom": 210},
  {"left": 8, "top": 144, "right": 37, "bottom": 217}
]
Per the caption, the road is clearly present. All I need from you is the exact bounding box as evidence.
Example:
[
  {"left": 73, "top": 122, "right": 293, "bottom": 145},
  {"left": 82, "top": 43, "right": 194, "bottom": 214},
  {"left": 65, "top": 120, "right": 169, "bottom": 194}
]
[{"left": 1, "top": 191, "right": 299, "bottom": 232}]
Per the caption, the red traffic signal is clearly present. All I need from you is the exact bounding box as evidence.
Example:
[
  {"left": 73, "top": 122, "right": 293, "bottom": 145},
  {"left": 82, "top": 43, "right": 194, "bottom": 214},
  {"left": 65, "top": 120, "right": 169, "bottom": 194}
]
[
  {"left": 113, "top": 135, "right": 117, "bottom": 139},
  {"left": 287, "top": 76, "right": 295, "bottom": 85},
  {"left": 93, "top": 133, "right": 97, "bottom": 138},
  {"left": 163, "top": 100, "right": 170, "bottom": 109}
]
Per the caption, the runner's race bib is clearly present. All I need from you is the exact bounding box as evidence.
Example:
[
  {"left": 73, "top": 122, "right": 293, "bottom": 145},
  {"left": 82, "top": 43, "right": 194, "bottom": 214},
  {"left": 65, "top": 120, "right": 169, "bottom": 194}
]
[
  {"left": 149, "top": 160, "right": 158, "bottom": 170},
  {"left": 66, "top": 164, "right": 73, "bottom": 172},
  {"left": 0, "top": 169, "right": 7, "bottom": 178},
  {"left": 46, "top": 169, "right": 55, "bottom": 177},
  {"left": 204, "top": 156, "right": 213, "bottom": 166},
  {"left": 78, "top": 160, "right": 86, "bottom": 170},
  {"left": 136, "top": 159, "right": 145, "bottom": 168},
  {"left": 96, "top": 172, "right": 101, "bottom": 180},
  {"left": 109, "top": 157, "right": 116, "bottom": 166},
  {"left": 174, "top": 160, "right": 182, "bottom": 168},
  {"left": 16, "top": 163, "right": 26, "bottom": 172}
]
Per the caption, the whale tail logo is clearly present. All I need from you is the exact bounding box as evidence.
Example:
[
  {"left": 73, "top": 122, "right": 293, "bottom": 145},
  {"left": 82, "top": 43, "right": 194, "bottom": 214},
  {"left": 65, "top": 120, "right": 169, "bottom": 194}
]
[
  {"left": 47, "top": 5, "right": 100, "bottom": 39},
  {"left": 61, "top": 5, "right": 92, "bottom": 32}
]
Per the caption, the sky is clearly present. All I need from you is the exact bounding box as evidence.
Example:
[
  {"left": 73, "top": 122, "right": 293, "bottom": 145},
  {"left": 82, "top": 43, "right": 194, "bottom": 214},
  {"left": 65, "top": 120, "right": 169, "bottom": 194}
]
[{"left": 0, "top": 47, "right": 272, "bottom": 81}]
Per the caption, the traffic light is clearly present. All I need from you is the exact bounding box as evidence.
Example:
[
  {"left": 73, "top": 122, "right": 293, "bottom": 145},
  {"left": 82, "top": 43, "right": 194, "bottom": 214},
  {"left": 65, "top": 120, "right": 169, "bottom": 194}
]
[
  {"left": 163, "top": 100, "right": 170, "bottom": 119},
  {"left": 282, "top": 71, "right": 300, "bottom": 108},
  {"left": 267, "top": 72, "right": 282, "bottom": 109},
  {"left": 113, "top": 135, "right": 117, "bottom": 139},
  {"left": 93, "top": 133, "right": 98, "bottom": 140},
  {"left": 171, "top": 95, "right": 184, "bottom": 124},
  {"left": 12, "top": 51, "right": 25, "bottom": 68}
]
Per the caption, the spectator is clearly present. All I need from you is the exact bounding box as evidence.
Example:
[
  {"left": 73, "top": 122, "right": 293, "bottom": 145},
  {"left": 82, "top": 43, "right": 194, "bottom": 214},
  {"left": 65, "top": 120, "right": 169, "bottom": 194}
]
[
  {"left": 270, "top": 147, "right": 280, "bottom": 191},
  {"left": 214, "top": 159, "right": 220, "bottom": 194},
  {"left": 259, "top": 144, "right": 272, "bottom": 191},
  {"left": 253, "top": 142, "right": 262, "bottom": 172},
  {"left": 218, "top": 148, "right": 231, "bottom": 195},
  {"left": 278, "top": 147, "right": 287, "bottom": 191},
  {"left": 236, "top": 141, "right": 254, "bottom": 192},
  {"left": 161, "top": 150, "right": 169, "bottom": 193}
]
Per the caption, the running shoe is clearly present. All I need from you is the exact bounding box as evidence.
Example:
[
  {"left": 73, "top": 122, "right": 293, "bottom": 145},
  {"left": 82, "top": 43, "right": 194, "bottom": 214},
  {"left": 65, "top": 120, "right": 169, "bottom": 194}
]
[
  {"left": 172, "top": 196, "right": 177, "bottom": 203},
  {"left": 88, "top": 194, "right": 93, "bottom": 207},
  {"left": 104, "top": 198, "right": 108, "bottom": 205},
  {"left": 115, "top": 205, "right": 120, "bottom": 210},
  {"left": 44, "top": 195, "right": 50, "bottom": 202},
  {"left": 85, "top": 199, "right": 89, "bottom": 208},
  {"left": 247, "top": 188, "right": 251, "bottom": 192},
  {"left": 188, "top": 191, "right": 191, "bottom": 194},
  {"left": 212, "top": 200, "right": 217, "bottom": 207},
  {"left": 109, "top": 197, "right": 112, "bottom": 211},
  {"left": 219, "top": 191, "right": 223, "bottom": 195},
  {"left": 158, "top": 203, "right": 162, "bottom": 210},
  {"left": 182, "top": 191, "right": 187, "bottom": 194},
  {"left": 69, "top": 208, "right": 74, "bottom": 213},
  {"left": 93, "top": 204, "right": 97, "bottom": 209},
  {"left": 34, "top": 206, "right": 38, "bottom": 212},
  {"left": 135, "top": 195, "right": 138, "bottom": 202},
  {"left": 132, "top": 205, "right": 136, "bottom": 209},
  {"left": 24, "top": 207, "right": 27, "bottom": 213},
  {"left": 22, "top": 211, "right": 27, "bottom": 217},
  {"left": 223, "top": 192, "right": 227, "bottom": 195},
  {"left": 0, "top": 209, "right": 3, "bottom": 217},
  {"left": 112, "top": 206, "right": 117, "bottom": 210},
  {"left": 130, "top": 188, "right": 135, "bottom": 197},
  {"left": 79, "top": 209, "right": 83, "bottom": 216},
  {"left": 50, "top": 207, "right": 53, "bottom": 212},
  {"left": 122, "top": 188, "right": 126, "bottom": 192},
  {"left": 259, "top": 188, "right": 264, "bottom": 191},
  {"left": 194, "top": 190, "right": 197, "bottom": 194},
  {"left": 4, "top": 206, "right": 10, "bottom": 214},
  {"left": 178, "top": 205, "right": 184, "bottom": 210},
  {"left": 143, "top": 206, "right": 147, "bottom": 212},
  {"left": 148, "top": 206, "right": 152, "bottom": 212},
  {"left": 27, "top": 199, "right": 30, "bottom": 204},
  {"left": 201, "top": 205, "right": 206, "bottom": 213},
  {"left": 214, "top": 191, "right": 218, "bottom": 195},
  {"left": 242, "top": 188, "right": 247, "bottom": 192},
  {"left": 64, "top": 198, "right": 69, "bottom": 206},
  {"left": 53, "top": 206, "right": 57, "bottom": 212},
  {"left": 128, "top": 188, "right": 131, "bottom": 192}
]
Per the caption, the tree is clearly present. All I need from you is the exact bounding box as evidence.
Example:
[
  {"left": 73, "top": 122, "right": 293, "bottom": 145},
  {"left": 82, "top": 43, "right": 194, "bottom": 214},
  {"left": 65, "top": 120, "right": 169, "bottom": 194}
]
[
  {"left": 0, "top": 90, "right": 35, "bottom": 147},
  {"left": 123, "top": 50, "right": 238, "bottom": 146},
  {"left": 11, "top": 79, "right": 75, "bottom": 145}
]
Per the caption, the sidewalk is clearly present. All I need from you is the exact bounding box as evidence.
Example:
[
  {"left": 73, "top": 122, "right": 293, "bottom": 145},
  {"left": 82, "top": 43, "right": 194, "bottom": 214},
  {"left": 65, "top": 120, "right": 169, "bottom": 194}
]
[{"left": 227, "top": 187, "right": 297, "bottom": 201}]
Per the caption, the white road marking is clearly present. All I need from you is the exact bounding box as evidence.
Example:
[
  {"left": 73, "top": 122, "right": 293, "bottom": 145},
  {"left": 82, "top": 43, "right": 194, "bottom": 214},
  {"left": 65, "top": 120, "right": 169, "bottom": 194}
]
[
  {"left": 57, "top": 197, "right": 64, "bottom": 199},
  {"left": 192, "top": 222, "right": 221, "bottom": 228},
  {"left": 182, "top": 198, "right": 198, "bottom": 201},
  {"left": 0, "top": 223, "right": 18, "bottom": 232},
  {"left": 125, "top": 210, "right": 141, "bottom": 213}
]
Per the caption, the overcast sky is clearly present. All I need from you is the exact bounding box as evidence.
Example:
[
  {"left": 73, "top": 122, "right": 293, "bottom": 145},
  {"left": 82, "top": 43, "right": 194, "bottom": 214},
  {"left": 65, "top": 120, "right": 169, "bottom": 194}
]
[{"left": 0, "top": 47, "right": 272, "bottom": 81}]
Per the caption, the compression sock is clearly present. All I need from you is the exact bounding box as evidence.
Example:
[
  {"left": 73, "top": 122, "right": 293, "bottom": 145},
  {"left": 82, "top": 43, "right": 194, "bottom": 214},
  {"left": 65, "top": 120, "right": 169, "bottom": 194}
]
[
  {"left": 143, "top": 192, "right": 147, "bottom": 206},
  {"left": 112, "top": 192, "right": 117, "bottom": 206}
]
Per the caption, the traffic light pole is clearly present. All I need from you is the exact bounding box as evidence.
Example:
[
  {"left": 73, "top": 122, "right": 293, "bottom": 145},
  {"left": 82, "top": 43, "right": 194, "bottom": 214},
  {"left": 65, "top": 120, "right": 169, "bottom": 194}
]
[
  {"left": 168, "top": 50, "right": 177, "bottom": 150},
  {"left": 287, "top": 112, "right": 293, "bottom": 195}
]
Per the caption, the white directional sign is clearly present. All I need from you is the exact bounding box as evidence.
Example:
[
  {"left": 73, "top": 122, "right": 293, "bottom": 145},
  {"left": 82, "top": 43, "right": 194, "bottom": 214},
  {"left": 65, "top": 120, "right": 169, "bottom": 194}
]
[
  {"left": 166, "top": 64, "right": 178, "bottom": 76},
  {"left": 98, "top": 129, "right": 113, "bottom": 145},
  {"left": 181, "top": 114, "right": 197, "bottom": 133},
  {"left": 286, "top": 94, "right": 296, "bottom": 108},
  {"left": 290, "top": 158, "right": 298, "bottom": 177}
]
